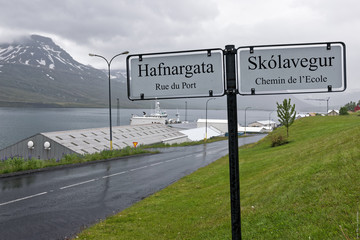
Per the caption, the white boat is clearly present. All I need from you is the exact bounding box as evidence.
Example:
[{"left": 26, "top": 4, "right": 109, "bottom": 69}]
[
  {"left": 130, "top": 101, "right": 169, "bottom": 125},
  {"left": 167, "top": 109, "right": 181, "bottom": 124}
]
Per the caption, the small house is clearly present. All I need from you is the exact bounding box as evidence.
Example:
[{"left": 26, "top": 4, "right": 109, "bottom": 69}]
[{"left": 328, "top": 109, "right": 339, "bottom": 116}]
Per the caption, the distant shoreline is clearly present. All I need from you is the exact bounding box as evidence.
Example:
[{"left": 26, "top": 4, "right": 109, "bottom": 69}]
[
  {"left": 0, "top": 101, "right": 217, "bottom": 110},
  {"left": 0, "top": 101, "right": 102, "bottom": 108}
]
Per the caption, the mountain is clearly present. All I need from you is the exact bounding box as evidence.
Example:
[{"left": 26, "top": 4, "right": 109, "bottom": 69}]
[{"left": 0, "top": 35, "right": 138, "bottom": 107}]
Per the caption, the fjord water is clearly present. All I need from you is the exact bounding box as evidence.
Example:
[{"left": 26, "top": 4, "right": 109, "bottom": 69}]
[{"left": 0, "top": 107, "right": 273, "bottom": 149}]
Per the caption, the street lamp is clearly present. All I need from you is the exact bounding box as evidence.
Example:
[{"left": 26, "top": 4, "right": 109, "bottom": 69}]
[
  {"left": 269, "top": 110, "right": 275, "bottom": 130},
  {"left": 89, "top": 51, "right": 129, "bottom": 150},
  {"left": 205, "top": 98, "right": 216, "bottom": 141},
  {"left": 117, "top": 98, "right": 120, "bottom": 126},
  {"left": 326, "top": 97, "right": 330, "bottom": 115},
  {"left": 244, "top": 107, "right": 251, "bottom": 136}
]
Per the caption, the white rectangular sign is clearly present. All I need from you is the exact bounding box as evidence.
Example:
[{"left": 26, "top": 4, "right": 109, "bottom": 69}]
[
  {"left": 127, "top": 49, "right": 224, "bottom": 100},
  {"left": 237, "top": 42, "right": 346, "bottom": 95}
]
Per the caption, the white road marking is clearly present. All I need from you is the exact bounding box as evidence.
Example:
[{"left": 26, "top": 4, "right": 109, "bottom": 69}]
[
  {"left": 130, "top": 166, "right": 148, "bottom": 172},
  {"left": 102, "top": 171, "right": 127, "bottom": 179},
  {"left": 150, "top": 162, "right": 163, "bottom": 167},
  {"left": 165, "top": 157, "right": 184, "bottom": 163},
  {"left": 0, "top": 192, "right": 48, "bottom": 206},
  {"left": 165, "top": 159, "right": 175, "bottom": 163},
  {"left": 60, "top": 179, "right": 96, "bottom": 190}
]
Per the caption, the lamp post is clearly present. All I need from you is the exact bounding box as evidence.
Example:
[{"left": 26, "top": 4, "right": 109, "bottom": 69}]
[
  {"left": 89, "top": 51, "right": 129, "bottom": 150},
  {"left": 205, "top": 98, "right": 216, "bottom": 141},
  {"left": 326, "top": 97, "right": 330, "bottom": 115},
  {"left": 117, "top": 98, "right": 120, "bottom": 126},
  {"left": 244, "top": 107, "right": 251, "bottom": 136},
  {"left": 269, "top": 110, "right": 275, "bottom": 130}
]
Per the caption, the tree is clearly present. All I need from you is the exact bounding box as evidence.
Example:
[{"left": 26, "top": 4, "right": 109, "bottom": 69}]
[
  {"left": 277, "top": 98, "right": 296, "bottom": 138},
  {"left": 339, "top": 106, "right": 349, "bottom": 115},
  {"left": 345, "top": 101, "right": 356, "bottom": 111}
]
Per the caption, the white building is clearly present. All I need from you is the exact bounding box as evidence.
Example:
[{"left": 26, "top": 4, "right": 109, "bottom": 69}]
[
  {"left": 0, "top": 124, "right": 189, "bottom": 160},
  {"left": 248, "top": 120, "right": 277, "bottom": 132},
  {"left": 296, "top": 113, "right": 310, "bottom": 119},
  {"left": 180, "top": 126, "right": 223, "bottom": 141},
  {"left": 197, "top": 119, "right": 239, "bottom": 133},
  {"left": 238, "top": 126, "right": 266, "bottom": 134}
]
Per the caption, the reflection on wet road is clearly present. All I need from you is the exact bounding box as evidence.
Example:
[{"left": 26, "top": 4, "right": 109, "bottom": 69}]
[{"left": 0, "top": 135, "right": 264, "bottom": 240}]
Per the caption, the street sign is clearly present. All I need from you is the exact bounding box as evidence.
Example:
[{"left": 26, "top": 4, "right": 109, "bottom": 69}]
[
  {"left": 126, "top": 49, "right": 224, "bottom": 100},
  {"left": 125, "top": 42, "right": 346, "bottom": 240},
  {"left": 237, "top": 42, "right": 346, "bottom": 95}
]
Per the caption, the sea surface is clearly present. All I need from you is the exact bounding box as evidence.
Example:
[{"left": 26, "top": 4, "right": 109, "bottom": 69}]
[{"left": 0, "top": 107, "right": 276, "bottom": 149}]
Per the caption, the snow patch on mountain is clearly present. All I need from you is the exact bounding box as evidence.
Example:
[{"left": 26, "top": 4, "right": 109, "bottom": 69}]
[
  {"left": 37, "top": 59, "right": 46, "bottom": 66},
  {"left": 0, "top": 35, "right": 96, "bottom": 75}
]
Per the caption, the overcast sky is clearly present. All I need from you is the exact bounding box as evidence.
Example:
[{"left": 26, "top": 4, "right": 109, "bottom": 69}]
[{"left": 1, "top": 0, "right": 359, "bottom": 94}]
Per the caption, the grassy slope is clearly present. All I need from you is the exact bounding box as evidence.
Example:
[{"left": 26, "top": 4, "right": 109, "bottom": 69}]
[{"left": 76, "top": 115, "right": 360, "bottom": 240}]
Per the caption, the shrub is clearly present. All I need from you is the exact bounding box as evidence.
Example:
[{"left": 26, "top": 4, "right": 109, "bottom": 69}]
[
  {"left": 339, "top": 106, "right": 349, "bottom": 115},
  {"left": 12, "top": 157, "right": 25, "bottom": 171},
  {"left": 270, "top": 133, "right": 289, "bottom": 147},
  {"left": 26, "top": 158, "right": 43, "bottom": 170}
]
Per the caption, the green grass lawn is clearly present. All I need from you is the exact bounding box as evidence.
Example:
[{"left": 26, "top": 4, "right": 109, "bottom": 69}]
[{"left": 76, "top": 115, "right": 360, "bottom": 240}]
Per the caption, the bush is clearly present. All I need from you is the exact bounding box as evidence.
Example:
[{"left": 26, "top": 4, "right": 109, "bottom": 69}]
[
  {"left": 270, "top": 133, "right": 289, "bottom": 147},
  {"left": 339, "top": 106, "right": 349, "bottom": 115},
  {"left": 12, "top": 157, "right": 25, "bottom": 172},
  {"left": 26, "top": 158, "right": 43, "bottom": 170}
]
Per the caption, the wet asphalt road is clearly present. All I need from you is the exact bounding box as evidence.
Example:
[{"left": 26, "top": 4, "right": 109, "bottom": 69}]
[{"left": 0, "top": 135, "right": 264, "bottom": 240}]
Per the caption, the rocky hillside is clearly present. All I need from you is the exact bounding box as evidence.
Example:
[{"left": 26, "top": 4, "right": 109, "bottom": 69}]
[{"left": 0, "top": 35, "right": 133, "bottom": 107}]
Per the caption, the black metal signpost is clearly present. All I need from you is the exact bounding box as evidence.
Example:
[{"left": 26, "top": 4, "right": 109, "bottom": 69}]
[
  {"left": 224, "top": 45, "right": 242, "bottom": 239},
  {"left": 126, "top": 42, "right": 346, "bottom": 240}
]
